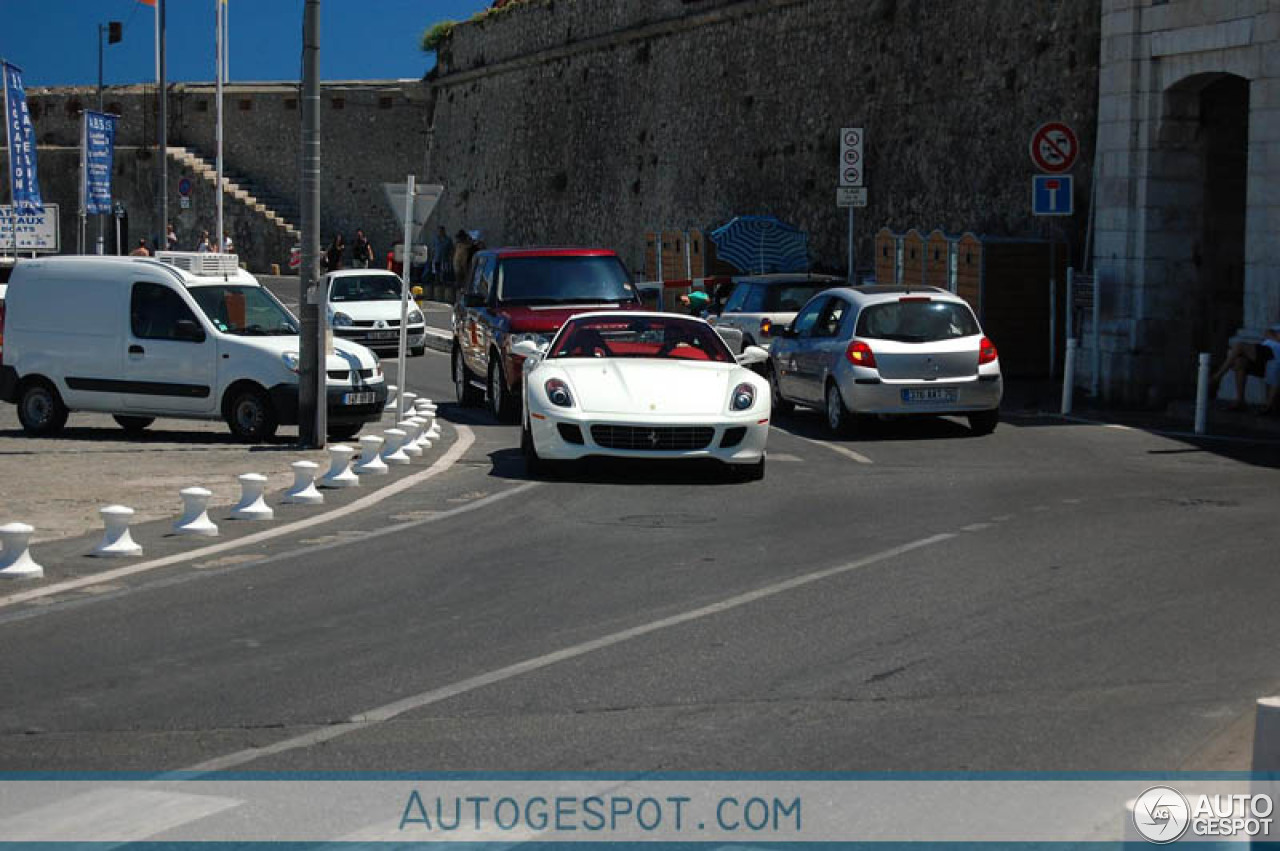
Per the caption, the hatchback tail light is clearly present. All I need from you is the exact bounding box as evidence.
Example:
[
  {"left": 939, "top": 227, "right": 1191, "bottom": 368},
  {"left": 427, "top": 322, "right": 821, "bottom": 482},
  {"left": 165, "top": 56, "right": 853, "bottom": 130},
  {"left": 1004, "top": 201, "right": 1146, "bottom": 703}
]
[
  {"left": 845, "top": 340, "right": 876, "bottom": 368},
  {"left": 978, "top": 336, "right": 998, "bottom": 365}
]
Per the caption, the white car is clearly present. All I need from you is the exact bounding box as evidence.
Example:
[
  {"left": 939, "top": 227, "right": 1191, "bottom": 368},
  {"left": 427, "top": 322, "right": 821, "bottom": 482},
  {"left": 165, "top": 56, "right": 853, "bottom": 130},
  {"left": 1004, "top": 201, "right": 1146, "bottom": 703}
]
[
  {"left": 326, "top": 269, "right": 427, "bottom": 355},
  {"left": 515, "top": 312, "right": 771, "bottom": 480}
]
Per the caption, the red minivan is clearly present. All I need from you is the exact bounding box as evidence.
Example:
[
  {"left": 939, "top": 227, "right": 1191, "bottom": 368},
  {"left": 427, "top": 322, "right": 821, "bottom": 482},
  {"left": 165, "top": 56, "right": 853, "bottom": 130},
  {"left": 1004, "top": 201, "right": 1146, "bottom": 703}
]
[{"left": 452, "top": 247, "right": 645, "bottom": 422}]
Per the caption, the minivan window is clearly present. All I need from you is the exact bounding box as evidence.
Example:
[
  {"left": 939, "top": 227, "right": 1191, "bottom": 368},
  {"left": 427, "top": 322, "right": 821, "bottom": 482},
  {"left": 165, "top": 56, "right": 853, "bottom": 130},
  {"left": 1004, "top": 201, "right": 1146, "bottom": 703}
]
[
  {"left": 131, "top": 282, "right": 205, "bottom": 341},
  {"left": 496, "top": 256, "right": 636, "bottom": 305},
  {"left": 190, "top": 285, "right": 299, "bottom": 336},
  {"left": 856, "top": 300, "right": 980, "bottom": 343}
]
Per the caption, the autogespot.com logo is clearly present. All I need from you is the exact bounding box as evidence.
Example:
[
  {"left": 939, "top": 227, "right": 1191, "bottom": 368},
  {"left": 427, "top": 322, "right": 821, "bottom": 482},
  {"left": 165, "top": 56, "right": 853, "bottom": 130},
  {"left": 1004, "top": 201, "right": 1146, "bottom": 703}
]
[{"left": 1134, "top": 786, "right": 1191, "bottom": 844}]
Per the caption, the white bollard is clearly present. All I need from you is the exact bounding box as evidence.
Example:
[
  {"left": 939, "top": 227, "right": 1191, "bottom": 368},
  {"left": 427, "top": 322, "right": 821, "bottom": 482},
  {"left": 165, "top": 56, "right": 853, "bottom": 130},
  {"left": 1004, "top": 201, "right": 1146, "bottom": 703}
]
[
  {"left": 281, "top": 460, "right": 324, "bottom": 505},
  {"left": 381, "top": 428, "right": 411, "bottom": 465},
  {"left": 401, "top": 391, "right": 418, "bottom": 409},
  {"left": 415, "top": 399, "right": 437, "bottom": 415},
  {"left": 1195, "top": 352, "right": 1211, "bottom": 435},
  {"left": 399, "top": 420, "right": 423, "bottom": 457},
  {"left": 91, "top": 505, "right": 143, "bottom": 557},
  {"left": 406, "top": 416, "right": 431, "bottom": 451},
  {"left": 353, "top": 435, "right": 388, "bottom": 475},
  {"left": 0, "top": 523, "right": 43, "bottom": 580},
  {"left": 1061, "top": 338, "right": 1077, "bottom": 415},
  {"left": 230, "top": 473, "right": 274, "bottom": 520},
  {"left": 383, "top": 384, "right": 398, "bottom": 412},
  {"left": 318, "top": 444, "right": 359, "bottom": 489},
  {"left": 1253, "top": 696, "right": 1280, "bottom": 771},
  {"left": 173, "top": 487, "right": 218, "bottom": 536},
  {"left": 426, "top": 417, "right": 441, "bottom": 441}
]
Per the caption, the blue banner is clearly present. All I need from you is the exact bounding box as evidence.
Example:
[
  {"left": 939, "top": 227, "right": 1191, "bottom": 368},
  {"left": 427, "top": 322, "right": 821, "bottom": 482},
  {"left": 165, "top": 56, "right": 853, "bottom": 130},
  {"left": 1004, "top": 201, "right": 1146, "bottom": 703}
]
[
  {"left": 83, "top": 110, "right": 116, "bottom": 215},
  {"left": 3, "top": 61, "right": 43, "bottom": 214}
]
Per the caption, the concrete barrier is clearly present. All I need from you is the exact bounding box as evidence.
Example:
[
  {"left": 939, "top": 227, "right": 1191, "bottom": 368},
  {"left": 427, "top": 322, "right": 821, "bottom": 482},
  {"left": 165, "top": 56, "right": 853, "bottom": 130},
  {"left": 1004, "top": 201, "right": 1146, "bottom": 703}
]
[
  {"left": 319, "top": 445, "right": 359, "bottom": 489},
  {"left": 281, "top": 461, "right": 324, "bottom": 505},
  {"left": 230, "top": 474, "right": 274, "bottom": 520},
  {"left": 1253, "top": 696, "right": 1280, "bottom": 771},
  {"left": 173, "top": 487, "right": 219, "bottom": 536},
  {"left": 0, "top": 523, "right": 43, "bottom": 580},
  {"left": 353, "top": 435, "right": 388, "bottom": 476},
  {"left": 91, "top": 505, "right": 143, "bottom": 557},
  {"left": 381, "top": 429, "right": 411, "bottom": 466}
]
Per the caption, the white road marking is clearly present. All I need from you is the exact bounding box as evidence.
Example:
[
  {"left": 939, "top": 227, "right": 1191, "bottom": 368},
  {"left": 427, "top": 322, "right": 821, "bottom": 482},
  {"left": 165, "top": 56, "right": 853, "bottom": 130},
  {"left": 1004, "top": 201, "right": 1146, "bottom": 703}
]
[
  {"left": 184, "top": 532, "right": 954, "bottom": 772},
  {"left": 961, "top": 523, "right": 992, "bottom": 532},
  {"left": 0, "top": 788, "right": 240, "bottom": 842},
  {"left": 772, "top": 426, "right": 872, "bottom": 464},
  {"left": 0, "top": 424, "right": 476, "bottom": 611}
]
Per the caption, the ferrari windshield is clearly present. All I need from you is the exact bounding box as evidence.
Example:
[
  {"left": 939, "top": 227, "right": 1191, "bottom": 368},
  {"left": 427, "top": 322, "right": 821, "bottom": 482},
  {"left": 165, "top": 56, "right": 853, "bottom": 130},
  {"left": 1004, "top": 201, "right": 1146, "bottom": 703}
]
[
  {"left": 189, "top": 285, "right": 299, "bottom": 336},
  {"left": 550, "top": 315, "right": 734, "bottom": 363},
  {"left": 497, "top": 256, "right": 637, "bottom": 305}
]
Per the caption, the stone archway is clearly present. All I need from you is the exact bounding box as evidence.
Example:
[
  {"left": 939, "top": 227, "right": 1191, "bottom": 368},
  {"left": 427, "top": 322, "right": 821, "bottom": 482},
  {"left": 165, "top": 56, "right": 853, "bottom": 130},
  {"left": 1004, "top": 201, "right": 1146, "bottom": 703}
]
[{"left": 1147, "top": 73, "right": 1250, "bottom": 387}]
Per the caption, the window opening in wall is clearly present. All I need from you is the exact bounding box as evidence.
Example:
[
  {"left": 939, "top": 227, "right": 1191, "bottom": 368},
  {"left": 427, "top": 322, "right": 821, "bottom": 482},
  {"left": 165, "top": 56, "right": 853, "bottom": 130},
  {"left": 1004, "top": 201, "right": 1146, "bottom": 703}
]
[{"left": 331, "top": 97, "right": 345, "bottom": 110}]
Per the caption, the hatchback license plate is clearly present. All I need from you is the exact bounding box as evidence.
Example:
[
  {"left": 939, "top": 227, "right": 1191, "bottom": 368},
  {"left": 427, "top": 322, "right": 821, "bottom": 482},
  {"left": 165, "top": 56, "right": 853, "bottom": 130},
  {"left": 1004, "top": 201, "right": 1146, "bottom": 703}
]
[
  {"left": 368, "top": 330, "right": 397, "bottom": 341},
  {"left": 342, "top": 392, "right": 376, "bottom": 406},
  {"left": 901, "top": 387, "right": 957, "bottom": 404}
]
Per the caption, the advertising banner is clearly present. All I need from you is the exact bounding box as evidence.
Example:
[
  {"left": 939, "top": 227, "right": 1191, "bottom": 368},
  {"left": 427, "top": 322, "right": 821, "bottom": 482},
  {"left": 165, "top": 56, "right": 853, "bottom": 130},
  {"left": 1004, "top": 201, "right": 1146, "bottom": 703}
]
[
  {"left": 84, "top": 110, "right": 117, "bottom": 215},
  {"left": 0, "top": 202, "right": 60, "bottom": 253},
  {"left": 2, "top": 61, "right": 43, "bottom": 214}
]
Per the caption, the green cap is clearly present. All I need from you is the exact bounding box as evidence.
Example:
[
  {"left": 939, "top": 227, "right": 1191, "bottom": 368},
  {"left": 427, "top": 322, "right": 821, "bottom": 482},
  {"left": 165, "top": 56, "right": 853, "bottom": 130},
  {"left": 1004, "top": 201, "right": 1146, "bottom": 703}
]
[{"left": 687, "top": 290, "right": 710, "bottom": 309}]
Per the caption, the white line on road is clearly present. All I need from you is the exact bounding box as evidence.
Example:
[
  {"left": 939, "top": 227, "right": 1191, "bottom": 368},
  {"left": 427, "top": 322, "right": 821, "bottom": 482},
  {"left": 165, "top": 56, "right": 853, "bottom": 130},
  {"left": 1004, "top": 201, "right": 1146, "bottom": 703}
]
[
  {"left": 771, "top": 426, "right": 873, "bottom": 464},
  {"left": 184, "top": 531, "right": 954, "bottom": 772},
  {"left": 0, "top": 424, "right": 476, "bottom": 611}
]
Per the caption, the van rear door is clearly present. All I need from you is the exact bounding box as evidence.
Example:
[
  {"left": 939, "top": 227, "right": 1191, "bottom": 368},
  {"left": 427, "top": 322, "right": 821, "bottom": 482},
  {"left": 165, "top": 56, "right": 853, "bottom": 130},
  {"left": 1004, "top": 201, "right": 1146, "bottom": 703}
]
[{"left": 122, "top": 281, "right": 216, "bottom": 413}]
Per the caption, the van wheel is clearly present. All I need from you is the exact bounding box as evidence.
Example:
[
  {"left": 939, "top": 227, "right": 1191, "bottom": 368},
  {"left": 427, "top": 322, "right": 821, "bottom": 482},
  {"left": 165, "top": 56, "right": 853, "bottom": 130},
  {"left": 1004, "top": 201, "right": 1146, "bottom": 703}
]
[
  {"left": 17, "top": 379, "right": 69, "bottom": 436},
  {"left": 113, "top": 415, "right": 155, "bottom": 435},
  {"left": 226, "top": 386, "right": 278, "bottom": 442}
]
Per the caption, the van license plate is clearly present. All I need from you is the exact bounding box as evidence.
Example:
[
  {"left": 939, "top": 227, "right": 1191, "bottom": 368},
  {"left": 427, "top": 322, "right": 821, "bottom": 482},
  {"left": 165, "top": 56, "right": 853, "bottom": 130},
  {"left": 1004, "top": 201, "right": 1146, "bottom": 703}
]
[
  {"left": 342, "top": 392, "right": 376, "bottom": 406},
  {"left": 901, "top": 388, "right": 957, "bottom": 404},
  {"left": 369, "top": 330, "right": 397, "bottom": 340}
]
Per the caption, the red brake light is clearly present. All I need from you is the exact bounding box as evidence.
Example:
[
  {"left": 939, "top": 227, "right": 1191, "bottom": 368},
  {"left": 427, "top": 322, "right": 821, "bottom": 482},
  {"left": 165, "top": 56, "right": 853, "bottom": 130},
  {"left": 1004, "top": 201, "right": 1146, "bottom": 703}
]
[
  {"left": 846, "top": 340, "right": 876, "bottom": 368},
  {"left": 760, "top": 318, "right": 772, "bottom": 336},
  {"left": 978, "top": 336, "right": 998, "bottom": 365}
]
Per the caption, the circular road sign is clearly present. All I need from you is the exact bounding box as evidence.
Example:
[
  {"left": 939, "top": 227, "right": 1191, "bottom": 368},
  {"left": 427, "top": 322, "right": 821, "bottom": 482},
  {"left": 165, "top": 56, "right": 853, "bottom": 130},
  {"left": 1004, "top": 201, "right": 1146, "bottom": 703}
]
[
  {"left": 843, "top": 129, "right": 861, "bottom": 147},
  {"left": 1029, "top": 121, "right": 1079, "bottom": 174},
  {"left": 177, "top": 177, "right": 193, "bottom": 197}
]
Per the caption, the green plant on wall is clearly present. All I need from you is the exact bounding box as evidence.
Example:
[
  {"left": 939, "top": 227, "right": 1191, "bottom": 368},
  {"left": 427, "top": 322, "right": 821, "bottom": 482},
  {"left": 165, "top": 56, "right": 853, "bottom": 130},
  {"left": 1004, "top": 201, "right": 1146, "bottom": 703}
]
[{"left": 421, "top": 20, "right": 455, "bottom": 53}]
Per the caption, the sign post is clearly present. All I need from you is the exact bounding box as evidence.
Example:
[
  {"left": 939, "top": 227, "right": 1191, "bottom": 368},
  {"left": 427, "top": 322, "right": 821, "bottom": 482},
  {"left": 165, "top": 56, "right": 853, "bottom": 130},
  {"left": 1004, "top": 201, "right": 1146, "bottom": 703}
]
[
  {"left": 839, "top": 127, "right": 865, "bottom": 283},
  {"left": 384, "top": 179, "right": 443, "bottom": 422},
  {"left": 1030, "top": 120, "right": 1080, "bottom": 379}
]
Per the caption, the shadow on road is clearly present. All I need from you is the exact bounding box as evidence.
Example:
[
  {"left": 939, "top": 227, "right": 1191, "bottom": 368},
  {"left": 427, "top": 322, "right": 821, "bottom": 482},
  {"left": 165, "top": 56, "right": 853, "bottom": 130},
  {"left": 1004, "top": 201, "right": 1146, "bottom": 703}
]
[
  {"left": 487, "top": 447, "right": 753, "bottom": 486},
  {"left": 771, "top": 407, "right": 975, "bottom": 443},
  {"left": 0, "top": 426, "right": 305, "bottom": 452}
]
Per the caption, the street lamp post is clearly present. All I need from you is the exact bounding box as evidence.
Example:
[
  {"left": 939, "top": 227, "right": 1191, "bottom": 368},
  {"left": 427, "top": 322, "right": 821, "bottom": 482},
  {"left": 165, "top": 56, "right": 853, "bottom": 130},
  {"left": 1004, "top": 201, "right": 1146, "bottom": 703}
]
[{"left": 97, "top": 21, "right": 121, "bottom": 256}]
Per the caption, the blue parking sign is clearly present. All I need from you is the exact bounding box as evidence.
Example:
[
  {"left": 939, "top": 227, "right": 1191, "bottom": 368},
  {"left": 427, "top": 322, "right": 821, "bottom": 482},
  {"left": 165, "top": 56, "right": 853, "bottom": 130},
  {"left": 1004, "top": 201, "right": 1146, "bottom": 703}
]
[{"left": 1033, "top": 174, "right": 1073, "bottom": 216}]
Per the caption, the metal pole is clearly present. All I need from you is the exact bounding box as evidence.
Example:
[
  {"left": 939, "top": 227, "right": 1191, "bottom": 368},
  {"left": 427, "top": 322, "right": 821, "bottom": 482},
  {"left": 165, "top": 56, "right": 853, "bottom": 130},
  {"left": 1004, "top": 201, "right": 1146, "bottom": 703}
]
[
  {"left": 397, "top": 174, "right": 415, "bottom": 423},
  {"left": 1065, "top": 266, "right": 1074, "bottom": 345},
  {"left": 1194, "top": 352, "right": 1210, "bottom": 435},
  {"left": 846, "top": 207, "right": 854, "bottom": 283},
  {"left": 1061, "top": 339, "right": 1077, "bottom": 415},
  {"left": 298, "top": 0, "right": 325, "bottom": 447},
  {"left": 1091, "top": 274, "right": 1101, "bottom": 398},
  {"left": 95, "top": 27, "right": 106, "bottom": 258},
  {"left": 158, "top": 0, "right": 168, "bottom": 245},
  {"left": 1048, "top": 230, "right": 1057, "bottom": 378},
  {"left": 215, "top": 0, "right": 223, "bottom": 253},
  {"left": 78, "top": 112, "right": 86, "bottom": 254}
]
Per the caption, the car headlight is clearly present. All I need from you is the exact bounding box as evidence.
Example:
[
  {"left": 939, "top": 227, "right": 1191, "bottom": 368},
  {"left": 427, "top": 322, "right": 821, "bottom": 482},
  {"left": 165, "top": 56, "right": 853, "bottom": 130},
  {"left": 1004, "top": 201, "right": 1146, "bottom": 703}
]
[
  {"left": 282, "top": 351, "right": 300, "bottom": 373},
  {"left": 331, "top": 311, "right": 353, "bottom": 328},
  {"left": 408, "top": 309, "right": 424, "bottom": 325},
  {"left": 730, "top": 382, "right": 755, "bottom": 411},
  {"left": 545, "top": 378, "right": 573, "bottom": 408},
  {"left": 510, "top": 332, "right": 550, "bottom": 348}
]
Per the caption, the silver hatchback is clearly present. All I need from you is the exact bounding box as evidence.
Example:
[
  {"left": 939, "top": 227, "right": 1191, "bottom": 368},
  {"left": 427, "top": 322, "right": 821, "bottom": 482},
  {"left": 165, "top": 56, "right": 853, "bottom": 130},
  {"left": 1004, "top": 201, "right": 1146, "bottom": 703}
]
[{"left": 767, "top": 285, "right": 1002, "bottom": 435}]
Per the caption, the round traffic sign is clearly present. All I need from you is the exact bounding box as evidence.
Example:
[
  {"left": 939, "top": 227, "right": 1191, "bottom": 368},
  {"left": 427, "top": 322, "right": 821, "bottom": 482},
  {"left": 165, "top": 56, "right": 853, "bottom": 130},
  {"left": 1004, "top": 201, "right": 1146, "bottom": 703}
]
[
  {"left": 842, "top": 166, "right": 861, "bottom": 184},
  {"left": 177, "top": 176, "right": 193, "bottom": 197},
  {"left": 843, "top": 149, "right": 861, "bottom": 165},
  {"left": 843, "top": 129, "right": 861, "bottom": 147},
  {"left": 1029, "top": 121, "right": 1079, "bottom": 174}
]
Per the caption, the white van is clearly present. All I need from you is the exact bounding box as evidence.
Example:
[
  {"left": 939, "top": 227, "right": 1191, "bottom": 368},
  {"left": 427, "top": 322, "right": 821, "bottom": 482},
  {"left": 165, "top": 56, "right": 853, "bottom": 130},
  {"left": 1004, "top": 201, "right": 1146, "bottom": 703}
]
[{"left": 0, "top": 253, "right": 387, "bottom": 441}]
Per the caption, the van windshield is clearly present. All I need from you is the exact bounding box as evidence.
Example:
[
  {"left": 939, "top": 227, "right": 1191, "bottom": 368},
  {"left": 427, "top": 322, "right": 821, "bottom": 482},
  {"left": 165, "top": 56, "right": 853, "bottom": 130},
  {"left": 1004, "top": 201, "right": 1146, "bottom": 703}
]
[{"left": 190, "top": 285, "right": 299, "bottom": 336}]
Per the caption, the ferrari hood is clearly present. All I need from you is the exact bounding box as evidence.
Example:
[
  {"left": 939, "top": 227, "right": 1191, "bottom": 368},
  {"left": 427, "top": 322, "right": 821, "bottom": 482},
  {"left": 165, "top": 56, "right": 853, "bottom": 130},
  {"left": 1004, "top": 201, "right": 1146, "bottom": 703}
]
[{"left": 558, "top": 359, "right": 734, "bottom": 416}]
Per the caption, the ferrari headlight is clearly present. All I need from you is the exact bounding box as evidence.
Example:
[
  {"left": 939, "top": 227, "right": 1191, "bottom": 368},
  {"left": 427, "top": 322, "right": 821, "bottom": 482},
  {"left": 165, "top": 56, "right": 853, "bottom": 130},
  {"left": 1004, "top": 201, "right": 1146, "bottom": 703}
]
[
  {"left": 731, "top": 382, "right": 755, "bottom": 411},
  {"left": 545, "top": 378, "right": 573, "bottom": 408},
  {"left": 331, "top": 311, "right": 353, "bottom": 328}
]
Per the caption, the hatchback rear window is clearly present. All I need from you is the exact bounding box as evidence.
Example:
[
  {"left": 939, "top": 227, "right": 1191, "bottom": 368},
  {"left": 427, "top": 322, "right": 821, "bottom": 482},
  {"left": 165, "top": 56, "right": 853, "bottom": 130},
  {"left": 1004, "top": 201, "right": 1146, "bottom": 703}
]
[{"left": 856, "top": 300, "right": 979, "bottom": 342}]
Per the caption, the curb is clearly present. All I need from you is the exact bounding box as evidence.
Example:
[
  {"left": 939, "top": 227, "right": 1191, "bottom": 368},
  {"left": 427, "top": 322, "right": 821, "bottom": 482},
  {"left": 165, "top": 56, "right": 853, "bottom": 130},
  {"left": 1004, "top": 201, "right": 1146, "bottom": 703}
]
[{"left": 424, "top": 327, "right": 452, "bottom": 354}]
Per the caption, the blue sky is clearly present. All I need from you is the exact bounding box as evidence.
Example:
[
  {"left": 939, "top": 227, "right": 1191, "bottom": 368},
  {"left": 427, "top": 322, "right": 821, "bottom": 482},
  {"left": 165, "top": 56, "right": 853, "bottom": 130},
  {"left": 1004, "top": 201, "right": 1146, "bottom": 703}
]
[{"left": 4, "top": 1, "right": 491, "bottom": 88}]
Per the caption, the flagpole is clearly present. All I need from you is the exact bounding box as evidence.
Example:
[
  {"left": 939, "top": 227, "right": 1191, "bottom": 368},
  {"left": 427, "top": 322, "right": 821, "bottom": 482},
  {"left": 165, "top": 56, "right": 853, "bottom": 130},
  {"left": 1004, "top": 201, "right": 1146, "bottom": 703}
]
[
  {"left": 158, "top": 0, "right": 168, "bottom": 249},
  {"left": 215, "top": 0, "right": 224, "bottom": 253}
]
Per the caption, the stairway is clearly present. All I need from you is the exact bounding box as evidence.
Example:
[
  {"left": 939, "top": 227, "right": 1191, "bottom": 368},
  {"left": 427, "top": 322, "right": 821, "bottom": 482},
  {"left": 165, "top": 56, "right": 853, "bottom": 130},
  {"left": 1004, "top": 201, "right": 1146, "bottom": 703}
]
[{"left": 168, "top": 146, "right": 300, "bottom": 242}]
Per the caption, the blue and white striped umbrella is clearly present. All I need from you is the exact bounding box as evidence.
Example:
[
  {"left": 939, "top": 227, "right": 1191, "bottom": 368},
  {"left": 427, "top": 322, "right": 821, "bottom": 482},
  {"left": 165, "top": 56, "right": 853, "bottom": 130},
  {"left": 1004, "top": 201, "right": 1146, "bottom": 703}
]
[{"left": 709, "top": 215, "right": 808, "bottom": 274}]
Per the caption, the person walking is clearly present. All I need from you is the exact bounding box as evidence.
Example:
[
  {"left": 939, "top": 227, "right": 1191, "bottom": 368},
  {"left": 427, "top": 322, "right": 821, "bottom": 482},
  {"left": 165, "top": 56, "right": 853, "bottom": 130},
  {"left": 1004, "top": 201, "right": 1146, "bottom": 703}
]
[
  {"left": 452, "top": 229, "right": 475, "bottom": 283},
  {"left": 324, "top": 234, "right": 346, "bottom": 272},
  {"left": 196, "top": 231, "right": 212, "bottom": 253},
  {"left": 351, "top": 229, "right": 374, "bottom": 269},
  {"left": 129, "top": 239, "right": 151, "bottom": 257},
  {"left": 165, "top": 223, "right": 178, "bottom": 252}
]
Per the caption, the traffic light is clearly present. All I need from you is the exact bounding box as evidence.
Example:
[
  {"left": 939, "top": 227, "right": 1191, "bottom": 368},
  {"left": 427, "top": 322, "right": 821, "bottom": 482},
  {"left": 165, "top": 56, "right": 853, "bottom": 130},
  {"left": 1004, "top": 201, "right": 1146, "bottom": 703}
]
[{"left": 108, "top": 21, "right": 122, "bottom": 44}]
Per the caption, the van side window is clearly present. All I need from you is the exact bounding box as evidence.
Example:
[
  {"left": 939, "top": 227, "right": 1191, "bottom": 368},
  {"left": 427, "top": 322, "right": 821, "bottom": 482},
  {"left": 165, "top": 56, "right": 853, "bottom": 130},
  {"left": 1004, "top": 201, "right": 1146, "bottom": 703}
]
[{"left": 131, "top": 282, "right": 203, "bottom": 341}]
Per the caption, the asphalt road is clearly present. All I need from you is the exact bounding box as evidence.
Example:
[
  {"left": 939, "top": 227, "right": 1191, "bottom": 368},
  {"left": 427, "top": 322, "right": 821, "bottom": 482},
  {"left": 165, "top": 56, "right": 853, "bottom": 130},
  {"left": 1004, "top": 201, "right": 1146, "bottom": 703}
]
[{"left": 2, "top": 346, "right": 1280, "bottom": 773}]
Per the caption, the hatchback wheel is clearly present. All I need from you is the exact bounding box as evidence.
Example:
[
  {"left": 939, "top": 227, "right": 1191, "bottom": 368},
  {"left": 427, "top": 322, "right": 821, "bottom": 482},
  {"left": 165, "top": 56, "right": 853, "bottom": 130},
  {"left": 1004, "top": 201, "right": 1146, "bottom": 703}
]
[
  {"left": 825, "top": 381, "right": 855, "bottom": 436},
  {"left": 768, "top": 364, "right": 793, "bottom": 415},
  {"left": 968, "top": 408, "right": 999, "bottom": 435}
]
